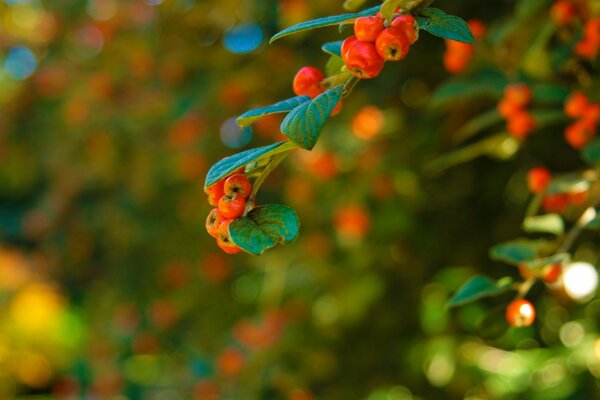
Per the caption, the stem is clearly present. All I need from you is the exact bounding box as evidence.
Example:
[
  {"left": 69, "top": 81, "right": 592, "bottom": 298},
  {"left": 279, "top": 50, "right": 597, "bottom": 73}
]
[
  {"left": 245, "top": 151, "right": 291, "bottom": 214},
  {"left": 557, "top": 201, "right": 600, "bottom": 253},
  {"left": 342, "top": 76, "right": 360, "bottom": 99}
]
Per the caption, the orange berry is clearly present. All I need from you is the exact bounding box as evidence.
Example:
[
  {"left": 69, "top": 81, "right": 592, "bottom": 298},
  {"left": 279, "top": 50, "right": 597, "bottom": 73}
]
[
  {"left": 497, "top": 98, "right": 522, "bottom": 118},
  {"left": 217, "top": 348, "right": 244, "bottom": 376},
  {"left": 293, "top": 66, "right": 325, "bottom": 99},
  {"left": 504, "top": 83, "right": 533, "bottom": 107},
  {"left": 542, "top": 193, "right": 570, "bottom": 213},
  {"left": 445, "top": 39, "right": 474, "bottom": 56},
  {"left": 527, "top": 167, "right": 552, "bottom": 194},
  {"left": 375, "top": 27, "right": 411, "bottom": 61},
  {"left": 467, "top": 19, "right": 487, "bottom": 39},
  {"left": 543, "top": 264, "right": 562, "bottom": 284},
  {"left": 391, "top": 15, "right": 418, "bottom": 44},
  {"left": 330, "top": 100, "right": 343, "bottom": 117},
  {"left": 342, "top": 40, "right": 385, "bottom": 79},
  {"left": 443, "top": 51, "right": 470, "bottom": 74},
  {"left": 334, "top": 205, "right": 371, "bottom": 239},
  {"left": 565, "top": 120, "right": 596, "bottom": 149},
  {"left": 224, "top": 174, "right": 252, "bottom": 198},
  {"left": 354, "top": 15, "right": 385, "bottom": 42},
  {"left": 582, "top": 104, "right": 600, "bottom": 124},
  {"left": 564, "top": 91, "right": 590, "bottom": 118},
  {"left": 206, "top": 208, "right": 224, "bottom": 238},
  {"left": 341, "top": 35, "right": 360, "bottom": 59},
  {"left": 218, "top": 194, "right": 246, "bottom": 219},
  {"left": 205, "top": 180, "right": 225, "bottom": 207},
  {"left": 217, "top": 220, "right": 241, "bottom": 255},
  {"left": 505, "top": 299, "right": 535, "bottom": 327},
  {"left": 507, "top": 111, "right": 536, "bottom": 140},
  {"left": 574, "top": 38, "right": 598, "bottom": 59},
  {"left": 550, "top": 0, "right": 577, "bottom": 27},
  {"left": 584, "top": 18, "right": 600, "bottom": 43}
]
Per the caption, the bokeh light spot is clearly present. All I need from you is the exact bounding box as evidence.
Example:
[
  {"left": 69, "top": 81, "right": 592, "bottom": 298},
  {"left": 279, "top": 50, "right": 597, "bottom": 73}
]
[
  {"left": 4, "top": 46, "right": 37, "bottom": 80},
  {"left": 564, "top": 262, "right": 598, "bottom": 302},
  {"left": 224, "top": 23, "right": 263, "bottom": 54},
  {"left": 220, "top": 118, "right": 252, "bottom": 148}
]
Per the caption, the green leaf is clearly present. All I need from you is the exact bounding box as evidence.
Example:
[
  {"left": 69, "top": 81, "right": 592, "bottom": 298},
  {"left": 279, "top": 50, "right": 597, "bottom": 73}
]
[
  {"left": 380, "top": 0, "right": 403, "bottom": 22},
  {"left": 416, "top": 8, "right": 474, "bottom": 44},
  {"left": 236, "top": 96, "right": 310, "bottom": 128},
  {"left": 229, "top": 204, "right": 300, "bottom": 255},
  {"left": 321, "top": 40, "right": 343, "bottom": 57},
  {"left": 583, "top": 139, "right": 600, "bottom": 166},
  {"left": 447, "top": 275, "right": 513, "bottom": 308},
  {"left": 270, "top": 5, "right": 381, "bottom": 43},
  {"left": 523, "top": 214, "right": 564, "bottom": 235},
  {"left": 281, "top": 86, "right": 343, "bottom": 150},
  {"left": 523, "top": 253, "right": 570, "bottom": 270},
  {"left": 205, "top": 141, "right": 296, "bottom": 188},
  {"left": 547, "top": 176, "right": 591, "bottom": 195},
  {"left": 490, "top": 239, "right": 549, "bottom": 265},
  {"left": 325, "top": 55, "right": 345, "bottom": 77},
  {"left": 430, "top": 68, "right": 508, "bottom": 108}
]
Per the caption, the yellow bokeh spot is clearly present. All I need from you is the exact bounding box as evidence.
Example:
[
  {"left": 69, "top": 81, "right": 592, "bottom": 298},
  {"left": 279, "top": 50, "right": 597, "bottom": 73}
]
[
  {"left": 15, "top": 351, "right": 53, "bottom": 388},
  {"left": 10, "top": 283, "right": 65, "bottom": 335},
  {"left": 351, "top": 106, "right": 384, "bottom": 140}
]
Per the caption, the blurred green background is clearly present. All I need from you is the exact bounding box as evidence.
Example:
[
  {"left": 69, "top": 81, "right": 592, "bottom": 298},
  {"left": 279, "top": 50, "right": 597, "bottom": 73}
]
[{"left": 1, "top": 0, "right": 599, "bottom": 399}]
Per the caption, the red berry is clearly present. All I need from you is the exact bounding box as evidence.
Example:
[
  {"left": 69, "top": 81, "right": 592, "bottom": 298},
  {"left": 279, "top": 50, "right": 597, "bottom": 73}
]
[
  {"left": 574, "top": 38, "right": 598, "bottom": 59},
  {"left": 391, "top": 15, "right": 418, "bottom": 44},
  {"left": 217, "top": 347, "right": 244, "bottom": 376},
  {"left": 564, "top": 91, "right": 590, "bottom": 118},
  {"left": 543, "top": 264, "right": 562, "bottom": 284},
  {"left": 206, "top": 208, "right": 224, "bottom": 238},
  {"left": 217, "top": 220, "right": 241, "bottom": 255},
  {"left": 504, "top": 84, "right": 532, "bottom": 107},
  {"left": 224, "top": 174, "right": 252, "bottom": 198},
  {"left": 542, "top": 193, "right": 570, "bottom": 213},
  {"left": 507, "top": 111, "right": 536, "bottom": 140},
  {"left": 527, "top": 167, "right": 552, "bottom": 194},
  {"left": 582, "top": 104, "right": 600, "bottom": 124},
  {"left": 218, "top": 194, "right": 246, "bottom": 219},
  {"left": 330, "top": 100, "right": 343, "bottom": 117},
  {"left": 565, "top": 120, "right": 596, "bottom": 149},
  {"left": 443, "top": 51, "right": 470, "bottom": 74},
  {"left": 341, "top": 35, "right": 360, "bottom": 59},
  {"left": 354, "top": 15, "right": 385, "bottom": 42},
  {"left": 505, "top": 299, "right": 535, "bottom": 327},
  {"left": 445, "top": 39, "right": 474, "bottom": 56},
  {"left": 550, "top": 0, "right": 577, "bottom": 27},
  {"left": 375, "top": 27, "right": 411, "bottom": 61},
  {"left": 293, "top": 66, "right": 325, "bottom": 99},
  {"left": 205, "top": 180, "right": 225, "bottom": 207},
  {"left": 497, "top": 98, "right": 522, "bottom": 119},
  {"left": 342, "top": 41, "right": 385, "bottom": 79},
  {"left": 467, "top": 19, "right": 487, "bottom": 39},
  {"left": 584, "top": 18, "right": 600, "bottom": 42}
]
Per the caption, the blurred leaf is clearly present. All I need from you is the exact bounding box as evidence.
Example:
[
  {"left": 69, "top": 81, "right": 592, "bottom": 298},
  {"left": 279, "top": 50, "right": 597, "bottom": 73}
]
[
  {"left": 583, "top": 139, "right": 600, "bottom": 166},
  {"left": 381, "top": 0, "right": 403, "bottom": 22},
  {"left": 236, "top": 96, "right": 310, "bottom": 128},
  {"left": 326, "top": 55, "right": 345, "bottom": 76},
  {"left": 547, "top": 176, "right": 591, "bottom": 195},
  {"left": 532, "top": 84, "right": 570, "bottom": 104},
  {"left": 343, "top": 0, "right": 369, "bottom": 11},
  {"left": 447, "top": 275, "right": 513, "bottom": 308},
  {"left": 454, "top": 109, "right": 502, "bottom": 143},
  {"left": 430, "top": 69, "right": 507, "bottom": 108},
  {"left": 522, "top": 22, "right": 555, "bottom": 79},
  {"left": 322, "top": 41, "right": 343, "bottom": 57},
  {"left": 270, "top": 5, "right": 381, "bottom": 42},
  {"left": 281, "top": 86, "right": 343, "bottom": 150},
  {"left": 416, "top": 8, "right": 474, "bottom": 44},
  {"left": 229, "top": 205, "right": 300, "bottom": 255},
  {"left": 477, "top": 306, "right": 509, "bottom": 340},
  {"left": 205, "top": 141, "right": 296, "bottom": 188},
  {"left": 524, "top": 252, "right": 570, "bottom": 270},
  {"left": 523, "top": 214, "right": 564, "bottom": 235},
  {"left": 490, "top": 239, "right": 550, "bottom": 265}
]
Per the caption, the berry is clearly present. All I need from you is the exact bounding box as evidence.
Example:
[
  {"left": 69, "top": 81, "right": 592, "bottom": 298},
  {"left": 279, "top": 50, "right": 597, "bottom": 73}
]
[
  {"left": 218, "top": 194, "right": 246, "bottom": 219},
  {"left": 341, "top": 35, "right": 360, "bottom": 59},
  {"left": 527, "top": 167, "right": 551, "bottom": 194},
  {"left": 217, "top": 347, "right": 244, "bottom": 376},
  {"left": 391, "top": 15, "right": 418, "bottom": 44},
  {"left": 330, "top": 100, "right": 343, "bottom": 117},
  {"left": 342, "top": 41, "right": 385, "bottom": 79},
  {"left": 217, "top": 220, "right": 241, "bottom": 254},
  {"left": 564, "top": 91, "right": 589, "bottom": 118},
  {"left": 574, "top": 38, "right": 598, "bottom": 59},
  {"left": 584, "top": 18, "right": 600, "bottom": 42},
  {"left": 497, "top": 98, "right": 521, "bottom": 118},
  {"left": 507, "top": 111, "right": 536, "bottom": 140},
  {"left": 205, "top": 180, "right": 225, "bottom": 207},
  {"left": 550, "top": 0, "right": 577, "bottom": 26},
  {"left": 504, "top": 84, "right": 532, "bottom": 107},
  {"left": 443, "top": 51, "right": 469, "bottom": 74},
  {"left": 467, "top": 19, "right": 487, "bottom": 39},
  {"left": 582, "top": 104, "right": 600, "bottom": 124},
  {"left": 293, "top": 66, "right": 324, "bottom": 99},
  {"left": 375, "top": 27, "right": 411, "bottom": 61},
  {"left": 354, "top": 15, "right": 385, "bottom": 42},
  {"left": 224, "top": 174, "right": 252, "bottom": 198},
  {"left": 505, "top": 299, "right": 536, "bottom": 327},
  {"left": 569, "top": 190, "right": 588, "bottom": 205},
  {"left": 542, "top": 193, "right": 570, "bottom": 213},
  {"left": 542, "top": 264, "right": 562, "bottom": 284},
  {"left": 565, "top": 120, "right": 596, "bottom": 149},
  {"left": 206, "top": 208, "right": 224, "bottom": 238},
  {"left": 445, "top": 40, "right": 474, "bottom": 57}
]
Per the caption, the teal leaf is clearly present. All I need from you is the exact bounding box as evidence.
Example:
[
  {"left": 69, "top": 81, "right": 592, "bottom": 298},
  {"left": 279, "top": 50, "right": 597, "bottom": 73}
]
[
  {"left": 490, "top": 239, "right": 549, "bottom": 265},
  {"left": 270, "top": 5, "right": 381, "bottom": 43},
  {"left": 205, "top": 141, "right": 296, "bottom": 188},
  {"left": 281, "top": 86, "right": 343, "bottom": 150},
  {"left": 229, "top": 204, "right": 300, "bottom": 255},
  {"left": 416, "top": 8, "right": 474, "bottom": 44},
  {"left": 583, "top": 139, "right": 600, "bottom": 166},
  {"left": 321, "top": 40, "right": 344, "bottom": 57},
  {"left": 236, "top": 96, "right": 310, "bottom": 128},
  {"left": 447, "top": 275, "right": 513, "bottom": 308},
  {"left": 523, "top": 214, "right": 564, "bottom": 235}
]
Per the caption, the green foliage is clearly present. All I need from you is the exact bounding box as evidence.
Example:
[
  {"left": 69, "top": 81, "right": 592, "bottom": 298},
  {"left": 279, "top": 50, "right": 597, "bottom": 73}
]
[
  {"left": 489, "top": 239, "right": 550, "bottom": 265},
  {"left": 447, "top": 275, "right": 513, "bottom": 308},
  {"left": 416, "top": 8, "right": 474, "bottom": 44},
  {"left": 236, "top": 96, "right": 310, "bottom": 128},
  {"left": 270, "top": 5, "right": 381, "bottom": 42},
  {"left": 321, "top": 41, "right": 343, "bottom": 57},
  {"left": 280, "top": 86, "right": 343, "bottom": 150},
  {"left": 523, "top": 214, "right": 565, "bottom": 235},
  {"left": 229, "top": 205, "right": 300, "bottom": 255},
  {"left": 583, "top": 139, "right": 600, "bottom": 165}
]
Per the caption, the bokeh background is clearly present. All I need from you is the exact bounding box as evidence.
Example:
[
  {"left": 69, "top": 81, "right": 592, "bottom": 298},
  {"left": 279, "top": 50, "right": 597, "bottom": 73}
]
[{"left": 1, "top": 0, "right": 599, "bottom": 399}]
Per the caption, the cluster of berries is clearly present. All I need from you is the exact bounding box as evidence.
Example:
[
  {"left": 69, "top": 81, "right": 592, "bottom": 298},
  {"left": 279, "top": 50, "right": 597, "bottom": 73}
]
[
  {"left": 519, "top": 262, "right": 562, "bottom": 285},
  {"left": 505, "top": 299, "right": 536, "bottom": 327},
  {"left": 293, "top": 66, "right": 343, "bottom": 115},
  {"left": 527, "top": 166, "right": 588, "bottom": 213},
  {"left": 550, "top": 0, "right": 600, "bottom": 59},
  {"left": 443, "top": 19, "right": 486, "bottom": 74},
  {"left": 340, "top": 13, "right": 418, "bottom": 79},
  {"left": 564, "top": 91, "right": 599, "bottom": 149},
  {"left": 205, "top": 171, "right": 252, "bottom": 254},
  {"left": 497, "top": 83, "right": 537, "bottom": 140}
]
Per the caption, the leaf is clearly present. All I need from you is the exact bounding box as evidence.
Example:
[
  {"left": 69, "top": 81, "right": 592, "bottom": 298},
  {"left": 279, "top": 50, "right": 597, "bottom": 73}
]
[
  {"left": 583, "top": 139, "right": 600, "bottom": 165},
  {"left": 229, "top": 204, "right": 300, "bottom": 255},
  {"left": 523, "top": 214, "right": 564, "bottom": 235},
  {"left": 205, "top": 141, "right": 296, "bottom": 188},
  {"left": 430, "top": 68, "right": 507, "bottom": 108},
  {"left": 547, "top": 176, "right": 591, "bottom": 195},
  {"left": 380, "top": 0, "right": 403, "bottom": 22},
  {"left": 325, "top": 55, "right": 345, "bottom": 77},
  {"left": 416, "top": 8, "right": 474, "bottom": 44},
  {"left": 447, "top": 275, "right": 513, "bottom": 308},
  {"left": 270, "top": 5, "right": 381, "bottom": 43},
  {"left": 321, "top": 40, "right": 344, "bottom": 57},
  {"left": 281, "top": 86, "right": 343, "bottom": 150},
  {"left": 236, "top": 96, "right": 310, "bottom": 128},
  {"left": 523, "top": 253, "right": 570, "bottom": 270},
  {"left": 490, "top": 239, "right": 549, "bottom": 265}
]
